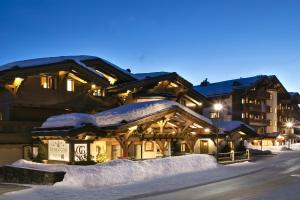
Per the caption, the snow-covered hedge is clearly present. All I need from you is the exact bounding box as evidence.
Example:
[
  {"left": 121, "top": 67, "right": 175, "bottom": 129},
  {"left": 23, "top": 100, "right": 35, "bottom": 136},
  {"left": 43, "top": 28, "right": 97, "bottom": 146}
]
[
  {"left": 11, "top": 154, "right": 218, "bottom": 188},
  {"left": 246, "top": 143, "right": 300, "bottom": 153}
]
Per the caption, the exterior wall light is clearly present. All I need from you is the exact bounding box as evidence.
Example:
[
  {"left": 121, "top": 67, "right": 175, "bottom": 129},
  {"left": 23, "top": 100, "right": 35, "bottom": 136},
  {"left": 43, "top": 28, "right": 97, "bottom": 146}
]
[{"left": 213, "top": 103, "right": 223, "bottom": 111}]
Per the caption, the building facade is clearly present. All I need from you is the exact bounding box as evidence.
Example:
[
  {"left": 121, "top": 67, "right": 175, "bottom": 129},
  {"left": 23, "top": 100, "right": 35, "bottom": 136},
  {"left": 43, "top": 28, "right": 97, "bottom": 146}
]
[{"left": 194, "top": 75, "right": 300, "bottom": 145}]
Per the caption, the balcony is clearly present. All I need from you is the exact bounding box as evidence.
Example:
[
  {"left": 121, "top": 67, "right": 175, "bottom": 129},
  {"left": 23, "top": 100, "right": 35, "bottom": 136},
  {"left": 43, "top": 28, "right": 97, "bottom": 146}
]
[
  {"left": 0, "top": 121, "right": 41, "bottom": 134},
  {"left": 242, "top": 103, "right": 265, "bottom": 113},
  {"left": 246, "top": 91, "right": 270, "bottom": 100},
  {"left": 242, "top": 118, "right": 269, "bottom": 127}
]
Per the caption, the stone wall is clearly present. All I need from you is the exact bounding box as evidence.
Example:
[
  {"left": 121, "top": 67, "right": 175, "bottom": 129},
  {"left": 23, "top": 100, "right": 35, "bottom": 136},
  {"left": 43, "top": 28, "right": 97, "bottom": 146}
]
[{"left": 0, "top": 166, "right": 65, "bottom": 185}]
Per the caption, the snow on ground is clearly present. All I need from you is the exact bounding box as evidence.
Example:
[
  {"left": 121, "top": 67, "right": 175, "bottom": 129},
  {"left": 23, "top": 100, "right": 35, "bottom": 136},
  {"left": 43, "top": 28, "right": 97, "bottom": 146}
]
[
  {"left": 11, "top": 154, "right": 217, "bottom": 188},
  {"left": 247, "top": 143, "right": 300, "bottom": 152},
  {"left": 41, "top": 100, "right": 212, "bottom": 129},
  {"left": 1, "top": 152, "right": 300, "bottom": 200}
]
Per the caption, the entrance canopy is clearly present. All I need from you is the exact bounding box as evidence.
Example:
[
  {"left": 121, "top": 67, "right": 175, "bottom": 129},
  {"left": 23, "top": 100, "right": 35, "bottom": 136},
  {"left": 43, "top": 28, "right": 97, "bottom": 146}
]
[{"left": 32, "top": 100, "right": 216, "bottom": 142}]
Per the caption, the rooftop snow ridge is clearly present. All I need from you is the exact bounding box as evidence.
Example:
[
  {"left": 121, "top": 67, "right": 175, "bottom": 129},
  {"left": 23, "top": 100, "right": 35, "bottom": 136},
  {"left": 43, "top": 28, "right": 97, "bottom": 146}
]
[
  {"left": 194, "top": 75, "right": 269, "bottom": 97},
  {"left": 0, "top": 55, "right": 98, "bottom": 70},
  {"left": 134, "top": 72, "right": 171, "bottom": 80},
  {"left": 0, "top": 55, "right": 138, "bottom": 80},
  {"left": 41, "top": 100, "right": 213, "bottom": 129}
]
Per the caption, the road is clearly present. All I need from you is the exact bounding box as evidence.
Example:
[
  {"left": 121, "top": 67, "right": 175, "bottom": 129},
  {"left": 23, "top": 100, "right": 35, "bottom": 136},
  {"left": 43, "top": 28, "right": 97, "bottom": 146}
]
[
  {"left": 0, "top": 184, "right": 29, "bottom": 195},
  {"left": 135, "top": 153, "right": 300, "bottom": 200}
]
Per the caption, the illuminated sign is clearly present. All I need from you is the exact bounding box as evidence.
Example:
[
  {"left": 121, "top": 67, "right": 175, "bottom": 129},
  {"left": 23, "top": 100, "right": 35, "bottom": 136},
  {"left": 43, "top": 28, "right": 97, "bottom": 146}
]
[
  {"left": 74, "top": 143, "right": 87, "bottom": 161},
  {"left": 48, "top": 140, "right": 70, "bottom": 161}
]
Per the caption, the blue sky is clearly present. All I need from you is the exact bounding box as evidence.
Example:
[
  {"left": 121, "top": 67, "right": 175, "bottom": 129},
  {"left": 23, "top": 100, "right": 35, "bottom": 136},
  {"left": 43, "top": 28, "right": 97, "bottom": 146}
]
[{"left": 0, "top": 0, "right": 299, "bottom": 92}]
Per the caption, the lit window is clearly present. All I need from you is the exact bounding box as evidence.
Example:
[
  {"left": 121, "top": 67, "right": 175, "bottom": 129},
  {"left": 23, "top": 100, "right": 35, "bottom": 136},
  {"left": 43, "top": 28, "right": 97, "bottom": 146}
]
[
  {"left": 41, "top": 76, "right": 56, "bottom": 89},
  {"left": 181, "top": 143, "right": 186, "bottom": 152},
  {"left": 210, "top": 112, "right": 219, "bottom": 119},
  {"left": 93, "top": 89, "right": 102, "bottom": 96},
  {"left": 67, "top": 79, "right": 74, "bottom": 92},
  {"left": 242, "top": 113, "right": 245, "bottom": 118}
]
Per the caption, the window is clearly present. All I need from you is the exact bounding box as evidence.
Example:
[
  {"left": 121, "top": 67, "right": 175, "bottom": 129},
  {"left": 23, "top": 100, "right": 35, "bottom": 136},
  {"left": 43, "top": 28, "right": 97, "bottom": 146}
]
[
  {"left": 181, "top": 143, "right": 186, "bottom": 152},
  {"left": 93, "top": 89, "right": 102, "bottom": 96},
  {"left": 41, "top": 76, "right": 56, "bottom": 89},
  {"left": 67, "top": 79, "right": 74, "bottom": 92},
  {"left": 210, "top": 112, "right": 219, "bottom": 119}
]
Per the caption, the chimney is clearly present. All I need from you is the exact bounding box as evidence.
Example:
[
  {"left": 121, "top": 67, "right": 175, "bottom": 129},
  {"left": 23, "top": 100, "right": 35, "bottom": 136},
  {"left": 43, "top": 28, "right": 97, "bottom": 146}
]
[{"left": 200, "top": 78, "right": 210, "bottom": 87}]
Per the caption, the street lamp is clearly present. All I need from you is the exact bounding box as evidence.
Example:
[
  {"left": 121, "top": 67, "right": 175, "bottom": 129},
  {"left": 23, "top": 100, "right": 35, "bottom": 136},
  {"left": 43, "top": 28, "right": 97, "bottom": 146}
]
[
  {"left": 286, "top": 122, "right": 294, "bottom": 129},
  {"left": 213, "top": 103, "right": 223, "bottom": 112},
  {"left": 286, "top": 121, "right": 294, "bottom": 149},
  {"left": 213, "top": 102, "right": 223, "bottom": 161}
]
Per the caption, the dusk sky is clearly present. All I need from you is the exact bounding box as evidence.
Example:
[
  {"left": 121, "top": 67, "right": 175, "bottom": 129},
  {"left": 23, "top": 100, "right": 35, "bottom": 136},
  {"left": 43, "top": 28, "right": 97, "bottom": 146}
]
[{"left": 0, "top": 0, "right": 299, "bottom": 92}]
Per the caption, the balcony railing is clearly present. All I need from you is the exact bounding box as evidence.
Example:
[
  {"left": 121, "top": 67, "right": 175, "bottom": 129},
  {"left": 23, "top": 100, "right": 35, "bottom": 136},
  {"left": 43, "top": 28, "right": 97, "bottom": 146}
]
[{"left": 0, "top": 121, "right": 41, "bottom": 133}]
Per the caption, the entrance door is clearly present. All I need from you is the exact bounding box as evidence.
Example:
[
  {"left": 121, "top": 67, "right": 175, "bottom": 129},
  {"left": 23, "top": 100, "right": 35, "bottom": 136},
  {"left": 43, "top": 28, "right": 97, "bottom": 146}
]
[
  {"left": 111, "top": 145, "right": 119, "bottom": 160},
  {"left": 135, "top": 144, "right": 142, "bottom": 159},
  {"left": 200, "top": 140, "right": 209, "bottom": 154}
]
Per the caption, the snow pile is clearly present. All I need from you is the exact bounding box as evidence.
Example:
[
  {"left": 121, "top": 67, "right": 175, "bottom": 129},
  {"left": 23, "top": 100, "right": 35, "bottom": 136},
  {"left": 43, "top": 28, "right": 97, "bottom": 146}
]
[
  {"left": 11, "top": 154, "right": 218, "bottom": 188},
  {"left": 41, "top": 100, "right": 213, "bottom": 129},
  {"left": 246, "top": 143, "right": 296, "bottom": 152},
  {"left": 291, "top": 143, "right": 300, "bottom": 150}
]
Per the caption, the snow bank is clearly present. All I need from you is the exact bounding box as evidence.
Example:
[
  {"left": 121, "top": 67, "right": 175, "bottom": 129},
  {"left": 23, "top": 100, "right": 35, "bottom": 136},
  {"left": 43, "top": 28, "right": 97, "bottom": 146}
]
[
  {"left": 41, "top": 100, "right": 213, "bottom": 129},
  {"left": 246, "top": 143, "right": 300, "bottom": 152},
  {"left": 11, "top": 154, "right": 218, "bottom": 188}
]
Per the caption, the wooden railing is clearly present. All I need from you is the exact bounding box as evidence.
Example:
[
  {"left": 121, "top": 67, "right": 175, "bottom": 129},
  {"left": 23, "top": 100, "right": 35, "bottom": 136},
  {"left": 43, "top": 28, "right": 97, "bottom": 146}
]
[{"left": 217, "top": 149, "right": 250, "bottom": 164}]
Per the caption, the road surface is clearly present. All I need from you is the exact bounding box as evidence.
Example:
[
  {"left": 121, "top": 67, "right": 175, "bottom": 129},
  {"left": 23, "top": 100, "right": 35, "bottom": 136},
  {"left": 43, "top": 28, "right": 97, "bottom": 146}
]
[
  {"left": 135, "top": 153, "right": 300, "bottom": 200},
  {"left": 0, "top": 184, "right": 29, "bottom": 195}
]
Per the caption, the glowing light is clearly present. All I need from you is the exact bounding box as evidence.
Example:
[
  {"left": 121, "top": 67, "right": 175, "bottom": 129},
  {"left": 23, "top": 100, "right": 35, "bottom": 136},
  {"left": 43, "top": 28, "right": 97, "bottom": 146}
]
[
  {"left": 286, "top": 122, "right": 294, "bottom": 128},
  {"left": 91, "top": 84, "right": 96, "bottom": 89},
  {"left": 204, "top": 128, "right": 210, "bottom": 133},
  {"left": 213, "top": 103, "right": 223, "bottom": 111},
  {"left": 13, "top": 77, "right": 24, "bottom": 87}
]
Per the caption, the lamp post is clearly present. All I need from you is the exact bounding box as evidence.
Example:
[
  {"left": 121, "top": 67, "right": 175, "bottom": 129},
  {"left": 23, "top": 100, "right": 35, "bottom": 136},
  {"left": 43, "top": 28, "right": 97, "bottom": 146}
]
[
  {"left": 213, "top": 103, "right": 223, "bottom": 161},
  {"left": 286, "top": 121, "right": 294, "bottom": 149}
]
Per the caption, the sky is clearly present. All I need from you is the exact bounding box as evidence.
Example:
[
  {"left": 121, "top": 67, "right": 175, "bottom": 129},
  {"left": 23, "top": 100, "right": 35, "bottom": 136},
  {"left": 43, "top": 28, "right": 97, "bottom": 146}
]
[{"left": 0, "top": 0, "right": 299, "bottom": 92}]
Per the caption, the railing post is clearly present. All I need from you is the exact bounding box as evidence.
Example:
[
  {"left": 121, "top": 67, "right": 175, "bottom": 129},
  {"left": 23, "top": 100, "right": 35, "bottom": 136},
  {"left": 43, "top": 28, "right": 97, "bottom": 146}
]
[
  {"left": 230, "top": 150, "right": 235, "bottom": 161},
  {"left": 246, "top": 149, "right": 250, "bottom": 160}
]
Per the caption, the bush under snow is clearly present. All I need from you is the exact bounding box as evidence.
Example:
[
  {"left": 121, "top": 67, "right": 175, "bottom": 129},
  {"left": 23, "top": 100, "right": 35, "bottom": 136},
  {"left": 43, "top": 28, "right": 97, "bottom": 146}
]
[
  {"left": 246, "top": 143, "right": 300, "bottom": 153},
  {"left": 11, "top": 154, "right": 218, "bottom": 188}
]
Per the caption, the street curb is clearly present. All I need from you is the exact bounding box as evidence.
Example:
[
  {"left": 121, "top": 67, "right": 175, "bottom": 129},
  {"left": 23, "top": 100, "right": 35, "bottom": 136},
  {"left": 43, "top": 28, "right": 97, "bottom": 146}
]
[{"left": 118, "top": 167, "right": 266, "bottom": 200}]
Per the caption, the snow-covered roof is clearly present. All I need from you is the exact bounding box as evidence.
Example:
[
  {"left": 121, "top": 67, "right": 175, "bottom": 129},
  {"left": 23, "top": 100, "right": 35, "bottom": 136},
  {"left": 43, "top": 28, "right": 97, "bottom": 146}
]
[
  {"left": 0, "top": 55, "right": 97, "bottom": 71},
  {"left": 41, "top": 100, "right": 213, "bottom": 129},
  {"left": 194, "top": 75, "right": 267, "bottom": 98},
  {"left": 134, "top": 72, "right": 171, "bottom": 80},
  {"left": 214, "top": 120, "right": 256, "bottom": 133},
  {"left": 0, "top": 55, "right": 138, "bottom": 80}
]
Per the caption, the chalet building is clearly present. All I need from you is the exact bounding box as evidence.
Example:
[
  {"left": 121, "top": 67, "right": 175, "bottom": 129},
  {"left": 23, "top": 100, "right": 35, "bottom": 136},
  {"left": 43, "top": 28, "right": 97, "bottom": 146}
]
[
  {"left": 194, "top": 75, "right": 300, "bottom": 146},
  {"left": 32, "top": 100, "right": 217, "bottom": 163},
  {"left": 0, "top": 55, "right": 225, "bottom": 164}
]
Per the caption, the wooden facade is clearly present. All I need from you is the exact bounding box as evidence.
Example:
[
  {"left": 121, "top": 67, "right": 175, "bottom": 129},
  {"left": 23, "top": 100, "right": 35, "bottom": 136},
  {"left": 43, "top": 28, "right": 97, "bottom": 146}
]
[{"left": 0, "top": 56, "right": 214, "bottom": 164}]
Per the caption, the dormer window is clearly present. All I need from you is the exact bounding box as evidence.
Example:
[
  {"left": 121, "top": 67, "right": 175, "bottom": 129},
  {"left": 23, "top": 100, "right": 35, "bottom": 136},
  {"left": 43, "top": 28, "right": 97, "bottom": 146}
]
[
  {"left": 67, "top": 79, "right": 74, "bottom": 92},
  {"left": 41, "top": 76, "right": 56, "bottom": 89}
]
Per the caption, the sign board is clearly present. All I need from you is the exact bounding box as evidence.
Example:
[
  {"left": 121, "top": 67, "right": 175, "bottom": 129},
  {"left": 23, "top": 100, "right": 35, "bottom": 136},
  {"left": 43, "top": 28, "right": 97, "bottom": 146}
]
[
  {"left": 48, "top": 140, "right": 70, "bottom": 161},
  {"left": 74, "top": 143, "right": 88, "bottom": 161}
]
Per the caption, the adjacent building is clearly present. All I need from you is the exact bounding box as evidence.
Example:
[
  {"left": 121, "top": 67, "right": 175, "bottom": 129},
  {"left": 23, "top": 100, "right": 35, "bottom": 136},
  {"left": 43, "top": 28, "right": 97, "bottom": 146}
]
[{"left": 194, "top": 75, "right": 300, "bottom": 146}]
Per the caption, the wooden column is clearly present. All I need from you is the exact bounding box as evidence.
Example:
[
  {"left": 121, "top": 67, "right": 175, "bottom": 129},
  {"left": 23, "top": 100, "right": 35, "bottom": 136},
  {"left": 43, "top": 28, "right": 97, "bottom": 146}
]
[
  {"left": 69, "top": 142, "right": 75, "bottom": 164},
  {"left": 115, "top": 133, "right": 134, "bottom": 158},
  {"left": 185, "top": 138, "right": 197, "bottom": 153},
  {"left": 156, "top": 140, "right": 168, "bottom": 157}
]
